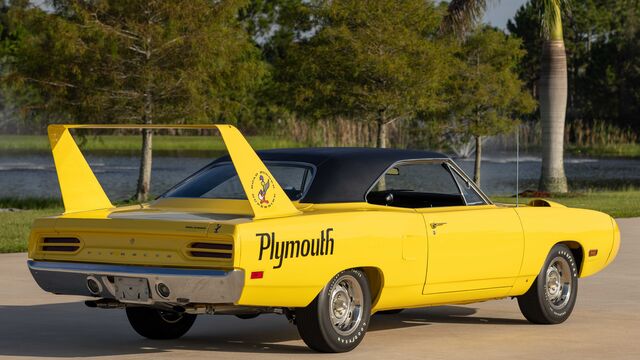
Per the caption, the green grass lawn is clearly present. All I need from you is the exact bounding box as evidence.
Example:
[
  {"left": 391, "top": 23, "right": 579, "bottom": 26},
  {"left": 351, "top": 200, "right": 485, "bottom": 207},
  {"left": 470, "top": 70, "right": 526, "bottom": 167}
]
[
  {"left": 566, "top": 143, "right": 640, "bottom": 158},
  {"left": 0, "top": 134, "right": 303, "bottom": 156},
  {"left": 1, "top": 191, "right": 639, "bottom": 254},
  {"left": 0, "top": 208, "right": 62, "bottom": 253}
]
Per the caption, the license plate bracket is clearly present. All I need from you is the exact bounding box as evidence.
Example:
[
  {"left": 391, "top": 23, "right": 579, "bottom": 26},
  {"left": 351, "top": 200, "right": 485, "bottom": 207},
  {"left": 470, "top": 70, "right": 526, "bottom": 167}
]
[{"left": 114, "top": 277, "right": 150, "bottom": 303}]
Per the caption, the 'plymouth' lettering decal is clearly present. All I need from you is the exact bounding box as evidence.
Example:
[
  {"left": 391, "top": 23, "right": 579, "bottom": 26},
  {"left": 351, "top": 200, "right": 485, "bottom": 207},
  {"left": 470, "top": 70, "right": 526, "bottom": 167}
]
[{"left": 257, "top": 228, "right": 335, "bottom": 269}]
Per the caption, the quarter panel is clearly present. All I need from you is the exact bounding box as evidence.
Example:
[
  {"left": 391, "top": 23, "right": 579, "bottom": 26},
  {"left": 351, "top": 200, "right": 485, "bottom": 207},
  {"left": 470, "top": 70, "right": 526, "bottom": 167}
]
[{"left": 235, "top": 210, "right": 428, "bottom": 309}]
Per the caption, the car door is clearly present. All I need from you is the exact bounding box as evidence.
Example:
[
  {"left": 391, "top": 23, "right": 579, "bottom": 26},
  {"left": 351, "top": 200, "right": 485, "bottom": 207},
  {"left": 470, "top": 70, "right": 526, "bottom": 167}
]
[
  {"left": 419, "top": 162, "right": 524, "bottom": 295},
  {"left": 366, "top": 159, "right": 524, "bottom": 296}
]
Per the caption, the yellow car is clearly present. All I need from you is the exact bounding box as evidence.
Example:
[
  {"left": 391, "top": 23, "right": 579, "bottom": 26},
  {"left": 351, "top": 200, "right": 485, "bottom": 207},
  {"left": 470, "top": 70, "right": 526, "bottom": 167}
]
[{"left": 28, "top": 124, "right": 620, "bottom": 353}]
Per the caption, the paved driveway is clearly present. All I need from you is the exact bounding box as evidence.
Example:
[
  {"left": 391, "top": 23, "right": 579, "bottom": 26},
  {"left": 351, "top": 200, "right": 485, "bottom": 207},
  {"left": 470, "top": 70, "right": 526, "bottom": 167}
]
[{"left": 0, "top": 218, "right": 638, "bottom": 360}]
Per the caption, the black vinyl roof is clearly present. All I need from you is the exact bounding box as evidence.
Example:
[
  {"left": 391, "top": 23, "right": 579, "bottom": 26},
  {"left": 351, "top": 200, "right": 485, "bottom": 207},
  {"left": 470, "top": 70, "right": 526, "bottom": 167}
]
[{"left": 213, "top": 147, "right": 448, "bottom": 203}]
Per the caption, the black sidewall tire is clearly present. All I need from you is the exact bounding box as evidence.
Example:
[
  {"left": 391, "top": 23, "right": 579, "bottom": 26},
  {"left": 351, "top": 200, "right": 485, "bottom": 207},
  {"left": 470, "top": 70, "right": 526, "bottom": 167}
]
[
  {"left": 297, "top": 269, "right": 372, "bottom": 352},
  {"left": 126, "top": 307, "right": 197, "bottom": 340},
  {"left": 519, "top": 244, "right": 579, "bottom": 324}
]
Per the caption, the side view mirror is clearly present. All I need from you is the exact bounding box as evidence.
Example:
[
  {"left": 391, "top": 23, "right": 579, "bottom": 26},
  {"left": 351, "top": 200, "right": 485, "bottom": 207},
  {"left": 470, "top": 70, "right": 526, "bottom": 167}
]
[{"left": 386, "top": 167, "right": 400, "bottom": 176}]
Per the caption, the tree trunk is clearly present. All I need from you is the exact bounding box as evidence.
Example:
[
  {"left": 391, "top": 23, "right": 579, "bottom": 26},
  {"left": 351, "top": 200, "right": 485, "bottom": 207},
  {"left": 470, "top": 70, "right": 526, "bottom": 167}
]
[
  {"left": 473, "top": 135, "right": 481, "bottom": 187},
  {"left": 376, "top": 116, "right": 387, "bottom": 148},
  {"left": 539, "top": 4, "right": 568, "bottom": 193},
  {"left": 136, "top": 90, "right": 153, "bottom": 202},
  {"left": 538, "top": 39, "right": 568, "bottom": 193},
  {"left": 136, "top": 128, "right": 153, "bottom": 202},
  {"left": 136, "top": 33, "right": 154, "bottom": 202}
]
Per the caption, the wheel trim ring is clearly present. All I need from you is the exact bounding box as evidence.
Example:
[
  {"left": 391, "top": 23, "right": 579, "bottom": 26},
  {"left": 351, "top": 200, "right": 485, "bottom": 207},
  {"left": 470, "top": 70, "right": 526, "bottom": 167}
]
[
  {"left": 545, "top": 256, "right": 573, "bottom": 310},
  {"left": 328, "top": 275, "right": 364, "bottom": 337}
]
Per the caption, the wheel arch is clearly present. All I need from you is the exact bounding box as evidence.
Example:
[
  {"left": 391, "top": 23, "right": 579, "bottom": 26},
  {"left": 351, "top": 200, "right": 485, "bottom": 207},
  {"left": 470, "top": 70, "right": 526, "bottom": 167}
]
[
  {"left": 555, "top": 240, "right": 584, "bottom": 276},
  {"left": 359, "top": 267, "right": 384, "bottom": 310},
  {"left": 296, "top": 266, "right": 385, "bottom": 309}
]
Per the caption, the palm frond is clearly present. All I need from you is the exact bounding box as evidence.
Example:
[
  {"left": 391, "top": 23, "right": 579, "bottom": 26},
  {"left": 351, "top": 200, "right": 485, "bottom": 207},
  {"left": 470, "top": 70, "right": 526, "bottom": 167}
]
[
  {"left": 441, "top": 0, "right": 489, "bottom": 37},
  {"left": 539, "top": 0, "right": 571, "bottom": 39}
]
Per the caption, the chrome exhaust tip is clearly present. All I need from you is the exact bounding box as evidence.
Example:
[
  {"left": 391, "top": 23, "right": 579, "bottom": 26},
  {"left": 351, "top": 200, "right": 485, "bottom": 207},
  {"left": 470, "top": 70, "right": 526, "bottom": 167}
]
[
  {"left": 86, "top": 276, "right": 103, "bottom": 295},
  {"left": 156, "top": 282, "right": 171, "bottom": 298}
]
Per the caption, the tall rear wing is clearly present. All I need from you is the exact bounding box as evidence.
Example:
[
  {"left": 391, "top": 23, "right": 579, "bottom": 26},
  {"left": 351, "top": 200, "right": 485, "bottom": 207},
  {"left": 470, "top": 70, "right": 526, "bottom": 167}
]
[{"left": 47, "top": 124, "right": 301, "bottom": 219}]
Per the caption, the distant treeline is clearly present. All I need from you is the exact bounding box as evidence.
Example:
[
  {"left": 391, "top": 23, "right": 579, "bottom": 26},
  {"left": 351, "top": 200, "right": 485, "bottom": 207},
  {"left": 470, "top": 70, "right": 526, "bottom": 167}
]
[{"left": 0, "top": 0, "right": 637, "bottom": 149}]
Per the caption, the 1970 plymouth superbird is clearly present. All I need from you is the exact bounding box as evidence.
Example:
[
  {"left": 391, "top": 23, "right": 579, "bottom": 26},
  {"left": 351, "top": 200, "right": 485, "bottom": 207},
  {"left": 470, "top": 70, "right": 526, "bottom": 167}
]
[{"left": 28, "top": 124, "right": 620, "bottom": 352}]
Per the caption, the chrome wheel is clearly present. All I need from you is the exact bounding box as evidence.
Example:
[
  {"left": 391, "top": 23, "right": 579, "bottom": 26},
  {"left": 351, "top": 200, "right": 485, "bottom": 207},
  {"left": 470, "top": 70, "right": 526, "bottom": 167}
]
[
  {"left": 545, "top": 256, "right": 573, "bottom": 310},
  {"left": 329, "top": 275, "right": 364, "bottom": 336}
]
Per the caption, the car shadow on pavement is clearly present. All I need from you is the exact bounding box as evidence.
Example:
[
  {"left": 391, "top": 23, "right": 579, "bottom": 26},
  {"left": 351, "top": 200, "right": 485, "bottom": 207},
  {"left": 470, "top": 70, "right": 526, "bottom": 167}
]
[
  {"left": 370, "top": 306, "right": 528, "bottom": 332},
  {"left": 0, "top": 301, "right": 527, "bottom": 357}
]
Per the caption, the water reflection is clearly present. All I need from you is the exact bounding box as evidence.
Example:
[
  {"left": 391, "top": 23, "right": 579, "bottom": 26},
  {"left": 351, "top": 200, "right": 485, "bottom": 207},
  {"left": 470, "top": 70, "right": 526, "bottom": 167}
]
[{"left": 0, "top": 152, "right": 638, "bottom": 200}]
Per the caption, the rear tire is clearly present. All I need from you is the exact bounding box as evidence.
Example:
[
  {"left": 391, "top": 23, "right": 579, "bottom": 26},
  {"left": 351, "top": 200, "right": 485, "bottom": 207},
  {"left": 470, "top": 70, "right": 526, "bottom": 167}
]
[
  {"left": 517, "top": 244, "right": 578, "bottom": 324},
  {"left": 126, "top": 307, "right": 197, "bottom": 340},
  {"left": 296, "top": 269, "right": 371, "bottom": 353}
]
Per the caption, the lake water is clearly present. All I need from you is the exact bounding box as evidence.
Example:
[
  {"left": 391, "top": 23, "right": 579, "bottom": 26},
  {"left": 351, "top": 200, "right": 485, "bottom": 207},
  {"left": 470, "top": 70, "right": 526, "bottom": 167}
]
[{"left": 0, "top": 152, "right": 639, "bottom": 200}]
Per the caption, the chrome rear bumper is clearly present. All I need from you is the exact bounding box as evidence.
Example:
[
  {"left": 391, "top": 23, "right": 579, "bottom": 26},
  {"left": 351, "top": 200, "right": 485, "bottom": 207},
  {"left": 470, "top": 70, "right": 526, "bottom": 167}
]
[{"left": 28, "top": 260, "right": 244, "bottom": 305}]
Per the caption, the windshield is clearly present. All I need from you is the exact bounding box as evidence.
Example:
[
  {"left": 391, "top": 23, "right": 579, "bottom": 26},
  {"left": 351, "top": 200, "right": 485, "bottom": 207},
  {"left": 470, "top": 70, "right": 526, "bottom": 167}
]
[{"left": 163, "top": 162, "right": 314, "bottom": 201}]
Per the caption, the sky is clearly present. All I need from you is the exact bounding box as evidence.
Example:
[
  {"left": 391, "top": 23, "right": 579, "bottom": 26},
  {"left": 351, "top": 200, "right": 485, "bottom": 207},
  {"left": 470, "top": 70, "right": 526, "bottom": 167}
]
[{"left": 482, "top": 0, "right": 529, "bottom": 29}]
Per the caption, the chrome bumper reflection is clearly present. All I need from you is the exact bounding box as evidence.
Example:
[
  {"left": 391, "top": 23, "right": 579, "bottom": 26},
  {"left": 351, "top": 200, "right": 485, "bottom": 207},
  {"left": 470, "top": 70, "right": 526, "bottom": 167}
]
[{"left": 28, "top": 260, "right": 244, "bottom": 305}]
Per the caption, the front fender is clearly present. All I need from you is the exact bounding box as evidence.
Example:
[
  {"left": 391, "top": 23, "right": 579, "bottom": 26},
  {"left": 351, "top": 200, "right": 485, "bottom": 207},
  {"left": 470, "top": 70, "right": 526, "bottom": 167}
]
[{"left": 512, "top": 207, "right": 616, "bottom": 297}]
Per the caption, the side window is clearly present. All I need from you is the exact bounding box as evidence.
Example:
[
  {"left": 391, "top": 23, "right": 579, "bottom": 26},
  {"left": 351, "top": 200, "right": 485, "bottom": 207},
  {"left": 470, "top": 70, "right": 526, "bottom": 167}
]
[
  {"left": 450, "top": 168, "right": 487, "bottom": 205},
  {"left": 367, "top": 162, "right": 465, "bottom": 208}
]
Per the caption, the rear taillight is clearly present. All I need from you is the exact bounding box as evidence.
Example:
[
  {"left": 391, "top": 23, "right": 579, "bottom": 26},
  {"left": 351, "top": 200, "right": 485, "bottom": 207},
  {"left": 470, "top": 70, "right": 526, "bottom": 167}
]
[
  {"left": 187, "top": 242, "right": 233, "bottom": 259},
  {"left": 41, "top": 237, "right": 81, "bottom": 252}
]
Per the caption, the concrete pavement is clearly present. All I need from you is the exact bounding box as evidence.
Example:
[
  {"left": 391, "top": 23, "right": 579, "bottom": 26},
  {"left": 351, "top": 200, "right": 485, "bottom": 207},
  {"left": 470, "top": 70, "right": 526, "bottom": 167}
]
[{"left": 0, "top": 218, "right": 638, "bottom": 360}]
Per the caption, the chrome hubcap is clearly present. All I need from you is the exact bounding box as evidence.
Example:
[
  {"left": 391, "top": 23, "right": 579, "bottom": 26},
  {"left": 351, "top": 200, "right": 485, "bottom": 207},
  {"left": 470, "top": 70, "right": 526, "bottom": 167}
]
[
  {"left": 329, "top": 275, "right": 363, "bottom": 336},
  {"left": 545, "top": 257, "right": 572, "bottom": 310}
]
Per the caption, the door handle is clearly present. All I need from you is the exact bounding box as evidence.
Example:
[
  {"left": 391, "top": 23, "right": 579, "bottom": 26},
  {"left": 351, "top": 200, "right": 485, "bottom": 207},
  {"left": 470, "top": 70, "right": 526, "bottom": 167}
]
[{"left": 430, "top": 222, "right": 447, "bottom": 230}]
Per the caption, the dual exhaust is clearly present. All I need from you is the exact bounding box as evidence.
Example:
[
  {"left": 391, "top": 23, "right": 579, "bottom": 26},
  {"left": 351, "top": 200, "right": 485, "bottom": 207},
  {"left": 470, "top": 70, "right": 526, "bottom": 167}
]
[{"left": 85, "top": 276, "right": 171, "bottom": 298}]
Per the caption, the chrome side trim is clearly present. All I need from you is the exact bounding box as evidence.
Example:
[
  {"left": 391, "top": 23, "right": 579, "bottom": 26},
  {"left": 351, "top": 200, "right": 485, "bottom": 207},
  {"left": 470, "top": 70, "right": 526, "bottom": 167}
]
[{"left": 28, "top": 260, "right": 244, "bottom": 305}]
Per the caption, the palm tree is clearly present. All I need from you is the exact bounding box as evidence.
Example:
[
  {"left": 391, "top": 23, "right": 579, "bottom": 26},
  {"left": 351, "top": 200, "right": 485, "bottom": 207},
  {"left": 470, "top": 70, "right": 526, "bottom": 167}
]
[{"left": 443, "top": 0, "right": 570, "bottom": 193}]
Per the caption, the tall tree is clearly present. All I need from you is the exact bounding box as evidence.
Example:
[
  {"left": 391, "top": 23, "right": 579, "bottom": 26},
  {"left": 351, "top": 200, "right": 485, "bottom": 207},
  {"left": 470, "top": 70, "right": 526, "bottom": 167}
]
[
  {"left": 444, "top": 0, "right": 571, "bottom": 193},
  {"left": 508, "top": 0, "right": 640, "bottom": 145},
  {"left": 241, "top": 0, "right": 313, "bottom": 62},
  {"left": 448, "top": 27, "right": 535, "bottom": 186},
  {"left": 2, "top": 0, "right": 265, "bottom": 201},
  {"left": 271, "top": 0, "right": 452, "bottom": 148}
]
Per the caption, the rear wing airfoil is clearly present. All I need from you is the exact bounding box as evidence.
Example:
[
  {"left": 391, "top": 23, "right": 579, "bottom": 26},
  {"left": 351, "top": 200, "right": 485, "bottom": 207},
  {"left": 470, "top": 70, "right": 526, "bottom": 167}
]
[{"left": 47, "top": 124, "right": 301, "bottom": 219}]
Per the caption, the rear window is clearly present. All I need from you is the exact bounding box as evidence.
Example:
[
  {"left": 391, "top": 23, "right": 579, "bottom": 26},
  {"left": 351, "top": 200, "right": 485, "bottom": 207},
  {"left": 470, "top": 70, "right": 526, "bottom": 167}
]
[{"left": 163, "top": 162, "right": 314, "bottom": 201}]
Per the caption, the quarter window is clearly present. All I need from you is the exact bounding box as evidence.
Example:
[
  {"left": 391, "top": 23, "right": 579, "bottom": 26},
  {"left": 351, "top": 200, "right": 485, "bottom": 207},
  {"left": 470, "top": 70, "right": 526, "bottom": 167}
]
[{"left": 450, "top": 167, "right": 486, "bottom": 205}]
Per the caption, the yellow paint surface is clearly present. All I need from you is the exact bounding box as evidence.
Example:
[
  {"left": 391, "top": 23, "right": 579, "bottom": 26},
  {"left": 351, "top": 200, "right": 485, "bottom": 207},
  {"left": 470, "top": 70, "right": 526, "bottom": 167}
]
[{"left": 30, "top": 124, "right": 620, "bottom": 310}]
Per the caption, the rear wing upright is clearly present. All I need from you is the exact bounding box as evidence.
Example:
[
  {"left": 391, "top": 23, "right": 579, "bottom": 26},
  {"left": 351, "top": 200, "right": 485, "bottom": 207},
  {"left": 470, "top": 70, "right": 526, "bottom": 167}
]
[{"left": 47, "top": 124, "right": 301, "bottom": 219}]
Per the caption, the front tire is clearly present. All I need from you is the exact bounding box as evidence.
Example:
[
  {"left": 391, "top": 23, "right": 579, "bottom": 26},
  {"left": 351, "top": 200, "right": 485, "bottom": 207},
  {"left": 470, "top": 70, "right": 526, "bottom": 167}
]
[
  {"left": 126, "top": 307, "right": 197, "bottom": 340},
  {"left": 296, "top": 269, "right": 371, "bottom": 353},
  {"left": 517, "top": 244, "right": 578, "bottom": 324}
]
